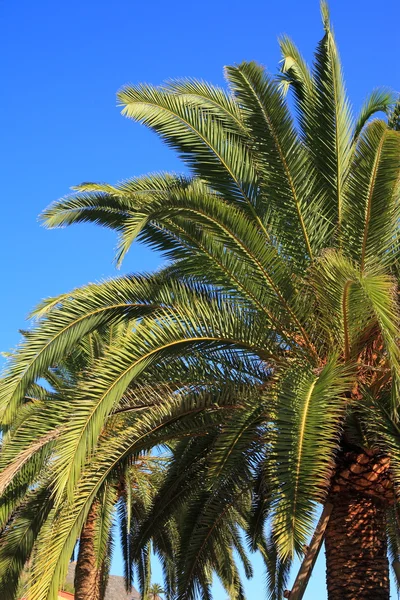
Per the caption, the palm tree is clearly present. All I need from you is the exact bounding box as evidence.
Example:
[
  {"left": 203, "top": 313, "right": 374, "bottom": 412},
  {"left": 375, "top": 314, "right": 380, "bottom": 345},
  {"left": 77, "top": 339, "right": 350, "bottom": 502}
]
[
  {"left": 147, "top": 583, "right": 164, "bottom": 600},
  {"left": 2, "top": 2, "right": 400, "bottom": 599},
  {"left": 0, "top": 311, "right": 263, "bottom": 600},
  {"left": 0, "top": 331, "right": 167, "bottom": 600}
]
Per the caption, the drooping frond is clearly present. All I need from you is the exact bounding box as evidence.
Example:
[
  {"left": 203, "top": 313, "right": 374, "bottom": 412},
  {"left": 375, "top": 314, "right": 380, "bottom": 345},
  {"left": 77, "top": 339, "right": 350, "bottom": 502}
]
[
  {"left": 343, "top": 121, "right": 400, "bottom": 269},
  {"left": 162, "top": 79, "right": 245, "bottom": 130},
  {"left": 353, "top": 89, "right": 396, "bottom": 142},
  {"left": 279, "top": 35, "right": 314, "bottom": 106},
  {"left": 117, "top": 83, "right": 258, "bottom": 215},
  {"left": 246, "top": 465, "right": 270, "bottom": 553},
  {"left": 41, "top": 173, "right": 192, "bottom": 266},
  {"left": 260, "top": 535, "right": 292, "bottom": 600},
  {"left": 269, "top": 358, "right": 352, "bottom": 559},
  {"left": 33, "top": 283, "right": 277, "bottom": 502},
  {"left": 0, "top": 481, "right": 54, "bottom": 600},
  {"left": 27, "top": 389, "right": 242, "bottom": 600},
  {"left": 1, "top": 269, "right": 227, "bottom": 424},
  {"left": 139, "top": 430, "right": 256, "bottom": 600}
]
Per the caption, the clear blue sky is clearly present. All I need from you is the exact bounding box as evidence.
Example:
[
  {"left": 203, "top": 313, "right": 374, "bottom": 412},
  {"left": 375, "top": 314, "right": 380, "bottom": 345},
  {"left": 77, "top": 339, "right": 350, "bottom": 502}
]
[{"left": 1, "top": 0, "right": 399, "bottom": 597}]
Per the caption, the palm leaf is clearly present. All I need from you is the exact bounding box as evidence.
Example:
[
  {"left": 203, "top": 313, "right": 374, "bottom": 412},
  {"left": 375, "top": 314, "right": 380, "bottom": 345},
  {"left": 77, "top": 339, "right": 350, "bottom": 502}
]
[{"left": 270, "top": 358, "right": 351, "bottom": 559}]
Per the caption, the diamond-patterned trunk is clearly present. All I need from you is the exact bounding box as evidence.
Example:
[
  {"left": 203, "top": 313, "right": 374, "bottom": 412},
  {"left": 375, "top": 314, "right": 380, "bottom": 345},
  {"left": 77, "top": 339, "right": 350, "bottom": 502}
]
[
  {"left": 74, "top": 500, "right": 103, "bottom": 600},
  {"left": 325, "top": 450, "right": 393, "bottom": 600}
]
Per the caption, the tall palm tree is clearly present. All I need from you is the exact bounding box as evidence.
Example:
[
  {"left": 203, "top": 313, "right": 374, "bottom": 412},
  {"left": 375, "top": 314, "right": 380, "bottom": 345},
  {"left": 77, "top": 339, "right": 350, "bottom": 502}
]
[{"left": 1, "top": 2, "right": 400, "bottom": 599}]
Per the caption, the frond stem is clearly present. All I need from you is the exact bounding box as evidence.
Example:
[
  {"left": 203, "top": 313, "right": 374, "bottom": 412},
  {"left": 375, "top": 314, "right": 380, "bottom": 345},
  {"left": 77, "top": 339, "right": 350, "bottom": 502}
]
[
  {"left": 342, "top": 280, "right": 353, "bottom": 361},
  {"left": 236, "top": 69, "right": 314, "bottom": 260},
  {"left": 360, "top": 130, "right": 387, "bottom": 270}
]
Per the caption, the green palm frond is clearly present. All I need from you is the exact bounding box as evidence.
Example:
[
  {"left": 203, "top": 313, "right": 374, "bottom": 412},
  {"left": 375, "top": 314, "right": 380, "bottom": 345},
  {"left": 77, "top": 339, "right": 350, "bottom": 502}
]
[
  {"left": 42, "top": 173, "right": 191, "bottom": 266},
  {"left": 260, "top": 536, "right": 292, "bottom": 600},
  {"left": 388, "top": 97, "right": 400, "bottom": 131},
  {"left": 343, "top": 120, "right": 400, "bottom": 268},
  {"left": 270, "top": 358, "right": 351, "bottom": 559},
  {"left": 0, "top": 481, "right": 54, "bottom": 600},
  {"left": 246, "top": 465, "right": 270, "bottom": 553},
  {"left": 26, "top": 391, "right": 239, "bottom": 600},
  {"left": 278, "top": 35, "right": 314, "bottom": 105},
  {"left": 353, "top": 89, "right": 396, "bottom": 142},
  {"left": 0, "top": 268, "right": 204, "bottom": 424},
  {"left": 48, "top": 294, "right": 276, "bottom": 501},
  {"left": 92, "top": 484, "right": 118, "bottom": 572},
  {"left": 117, "top": 83, "right": 257, "bottom": 213},
  {"left": 206, "top": 400, "right": 265, "bottom": 481},
  {"left": 225, "top": 61, "right": 315, "bottom": 262},
  {"left": 0, "top": 279, "right": 156, "bottom": 426},
  {"left": 163, "top": 79, "right": 245, "bottom": 129},
  {"left": 132, "top": 399, "right": 264, "bottom": 600},
  {"left": 307, "top": 1, "right": 353, "bottom": 227},
  {"left": 132, "top": 436, "right": 215, "bottom": 561},
  {"left": 308, "top": 250, "right": 400, "bottom": 373},
  {"left": 174, "top": 476, "right": 250, "bottom": 600},
  {"left": 42, "top": 175, "right": 312, "bottom": 351},
  {"left": 0, "top": 399, "right": 63, "bottom": 496}
]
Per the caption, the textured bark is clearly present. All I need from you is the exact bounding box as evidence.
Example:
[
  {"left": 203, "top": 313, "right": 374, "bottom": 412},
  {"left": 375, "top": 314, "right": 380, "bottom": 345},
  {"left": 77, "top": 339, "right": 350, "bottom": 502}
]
[
  {"left": 74, "top": 500, "right": 102, "bottom": 600},
  {"left": 330, "top": 449, "right": 393, "bottom": 503},
  {"left": 325, "top": 493, "right": 389, "bottom": 600},
  {"left": 325, "top": 449, "right": 392, "bottom": 600}
]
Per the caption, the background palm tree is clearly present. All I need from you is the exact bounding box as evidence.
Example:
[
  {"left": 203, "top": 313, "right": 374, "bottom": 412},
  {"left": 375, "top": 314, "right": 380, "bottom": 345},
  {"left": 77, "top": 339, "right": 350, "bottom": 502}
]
[
  {"left": 0, "top": 330, "right": 167, "bottom": 600},
  {"left": 1, "top": 3, "right": 400, "bottom": 599},
  {"left": 147, "top": 583, "right": 164, "bottom": 600}
]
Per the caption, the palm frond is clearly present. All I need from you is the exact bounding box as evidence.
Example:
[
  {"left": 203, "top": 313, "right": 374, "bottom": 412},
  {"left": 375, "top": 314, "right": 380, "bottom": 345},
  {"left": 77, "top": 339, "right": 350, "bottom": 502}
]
[
  {"left": 270, "top": 358, "right": 351, "bottom": 559},
  {"left": 343, "top": 120, "right": 400, "bottom": 269},
  {"left": 307, "top": 1, "right": 354, "bottom": 227},
  {"left": 225, "top": 61, "right": 315, "bottom": 262},
  {"left": 353, "top": 89, "right": 396, "bottom": 142},
  {"left": 0, "top": 481, "right": 54, "bottom": 600},
  {"left": 259, "top": 536, "right": 292, "bottom": 600},
  {"left": 117, "top": 83, "right": 258, "bottom": 215}
]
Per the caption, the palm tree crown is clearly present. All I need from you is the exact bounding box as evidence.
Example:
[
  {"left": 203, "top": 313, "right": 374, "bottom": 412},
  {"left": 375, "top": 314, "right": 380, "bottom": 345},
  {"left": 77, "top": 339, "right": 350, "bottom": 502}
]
[{"left": 148, "top": 583, "right": 165, "bottom": 599}]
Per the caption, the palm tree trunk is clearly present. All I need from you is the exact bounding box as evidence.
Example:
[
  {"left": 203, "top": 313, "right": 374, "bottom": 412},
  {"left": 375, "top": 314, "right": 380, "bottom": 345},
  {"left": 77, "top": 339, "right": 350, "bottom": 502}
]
[
  {"left": 325, "top": 492, "right": 389, "bottom": 599},
  {"left": 74, "top": 500, "right": 102, "bottom": 600}
]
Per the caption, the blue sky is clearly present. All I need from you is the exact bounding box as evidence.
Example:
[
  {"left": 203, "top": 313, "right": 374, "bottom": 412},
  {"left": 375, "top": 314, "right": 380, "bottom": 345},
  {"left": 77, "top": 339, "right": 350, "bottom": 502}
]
[{"left": 2, "top": 0, "right": 399, "bottom": 597}]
